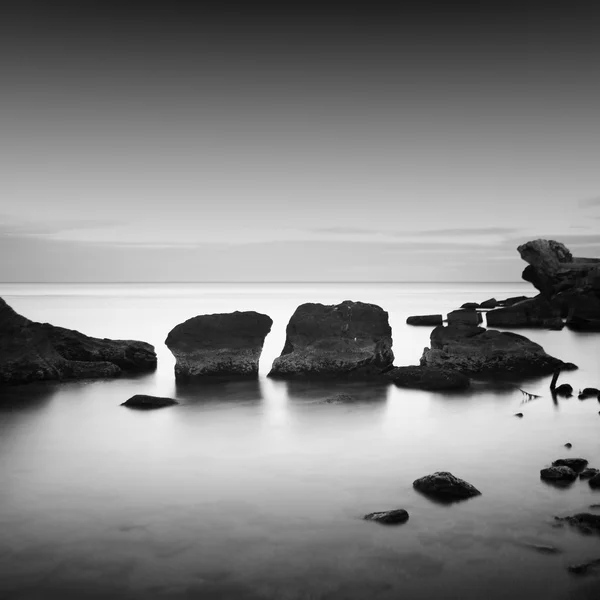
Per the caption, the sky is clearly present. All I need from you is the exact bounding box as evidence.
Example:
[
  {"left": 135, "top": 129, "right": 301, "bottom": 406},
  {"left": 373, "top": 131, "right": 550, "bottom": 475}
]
[{"left": 1, "top": 1, "right": 600, "bottom": 282}]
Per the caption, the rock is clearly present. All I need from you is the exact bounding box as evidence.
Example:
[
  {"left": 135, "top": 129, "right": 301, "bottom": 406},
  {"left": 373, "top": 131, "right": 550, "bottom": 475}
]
[
  {"left": 580, "top": 468, "right": 600, "bottom": 480},
  {"left": 518, "top": 240, "right": 575, "bottom": 295},
  {"left": 419, "top": 324, "right": 575, "bottom": 377},
  {"left": 515, "top": 413, "right": 524, "bottom": 418},
  {"left": 565, "top": 293, "right": 600, "bottom": 331},
  {"left": 413, "top": 471, "right": 481, "bottom": 501},
  {"left": 479, "top": 298, "right": 498, "bottom": 309},
  {"left": 385, "top": 366, "right": 470, "bottom": 391},
  {"left": 567, "top": 558, "right": 600, "bottom": 575},
  {"left": 165, "top": 311, "right": 273, "bottom": 381},
  {"left": 498, "top": 296, "right": 531, "bottom": 307},
  {"left": 554, "top": 383, "right": 573, "bottom": 396},
  {"left": 552, "top": 458, "right": 588, "bottom": 472},
  {"left": 590, "top": 505, "right": 600, "bottom": 509},
  {"left": 363, "top": 509, "right": 409, "bottom": 525},
  {"left": 555, "top": 513, "right": 600, "bottom": 535},
  {"left": 447, "top": 310, "right": 483, "bottom": 326},
  {"left": 460, "top": 302, "right": 480, "bottom": 310},
  {"left": 578, "top": 387, "right": 600, "bottom": 399},
  {"left": 486, "top": 296, "right": 563, "bottom": 329},
  {"left": 268, "top": 301, "right": 394, "bottom": 379},
  {"left": 0, "top": 297, "right": 157, "bottom": 385},
  {"left": 121, "top": 395, "right": 179, "bottom": 409},
  {"left": 540, "top": 466, "right": 578, "bottom": 482},
  {"left": 564, "top": 443, "right": 572, "bottom": 449},
  {"left": 589, "top": 473, "right": 600, "bottom": 489},
  {"left": 406, "top": 314, "right": 443, "bottom": 326},
  {"left": 524, "top": 544, "right": 561, "bottom": 554}
]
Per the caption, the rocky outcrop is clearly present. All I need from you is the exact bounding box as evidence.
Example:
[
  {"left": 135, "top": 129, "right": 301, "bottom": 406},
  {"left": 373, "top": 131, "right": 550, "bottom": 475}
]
[
  {"left": 406, "top": 314, "right": 443, "bottom": 326},
  {"left": 165, "top": 311, "right": 273, "bottom": 381},
  {"left": 386, "top": 365, "right": 470, "bottom": 391},
  {"left": 413, "top": 472, "right": 481, "bottom": 501},
  {"left": 121, "top": 395, "right": 179, "bottom": 409},
  {"left": 419, "top": 324, "right": 575, "bottom": 377},
  {"left": 363, "top": 509, "right": 409, "bottom": 525},
  {"left": 447, "top": 310, "right": 482, "bottom": 326},
  {"left": 486, "top": 297, "right": 563, "bottom": 330},
  {"left": 268, "top": 301, "right": 394, "bottom": 379},
  {"left": 0, "top": 297, "right": 156, "bottom": 385}
]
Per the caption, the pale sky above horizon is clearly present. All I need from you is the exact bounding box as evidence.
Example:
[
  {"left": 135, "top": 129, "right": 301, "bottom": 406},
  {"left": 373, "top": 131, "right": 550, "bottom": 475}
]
[{"left": 1, "top": 2, "right": 600, "bottom": 282}]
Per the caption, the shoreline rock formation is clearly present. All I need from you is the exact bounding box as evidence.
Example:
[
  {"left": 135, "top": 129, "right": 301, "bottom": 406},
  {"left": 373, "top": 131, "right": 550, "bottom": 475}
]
[
  {"left": 0, "top": 297, "right": 157, "bottom": 385},
  {"left": 165, "top": 311, "right": 273, "bottom": 381},
  {"left": 419, "top": 323, "right": 576, "bottom": 377},
  {"left": 268, "top": 300, "right": 393, "bottom": 379}
]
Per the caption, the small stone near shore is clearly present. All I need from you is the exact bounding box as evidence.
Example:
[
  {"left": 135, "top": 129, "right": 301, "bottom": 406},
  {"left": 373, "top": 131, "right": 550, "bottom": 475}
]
[
  {"left": 580, "top": 468, "right": 600, "bottom": 480},
  {"left": 552, "top": 458, "right": 588, "bottom": 472},
  {"left": 363, "top": 509, "right": 409, "bottom": 525},
  {"left": 540, "top": 466, "right": 578, "bottom": 482},
  {"left": 121, "top": 395, "right": 179, "bottom": 409},
  {"left": 406, "top": 314, "right": 443, "bottom": 326},
  {"left": 413, "top": 472, "right": 481, "bottom": 501}
]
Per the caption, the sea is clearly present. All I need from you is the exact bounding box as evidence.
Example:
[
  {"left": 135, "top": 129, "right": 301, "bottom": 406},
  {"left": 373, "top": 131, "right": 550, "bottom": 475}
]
[{"left": 1, "top": 282, "right": 599, "bottom": 600}]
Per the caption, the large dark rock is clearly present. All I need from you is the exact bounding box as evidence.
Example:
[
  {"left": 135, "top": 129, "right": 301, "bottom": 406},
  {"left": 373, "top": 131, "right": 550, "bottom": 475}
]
[
  {"left": 406, "top": 314, "right": 443, "bottom": 326},
  {"left": 554, "top": 383, "right": 573, "bottom": 396},
  {"left": 486, "top": 296, "right": 563, "bottom": 330},
  {"left": 268, "top": 301, "right": 394, "bottom": 379},
  {"left": 386, "top": 365, "right": 470, "bottom": 391},
  {"left": 540, "top": 466, "right": 578, "bottom": 482},
  {"left": 363, "top": 509, "right": 409, "bottom": 525},
  {"left": 447, "top": 310, "right": 482, "bottom": 326},
  {"left": 121, "top": 395, "right": 179, "bottom": 409},
  {"left": 419, "top": 324, "right": 575, "bottom": 377},
  {"left": 0, "top": 297, "right": 156, "bottom": 385},
  {"left": 165, "top": 311, "right": 273, "bottom": 381},
  {"left": 413, "top": 471, "right": 481, "bottom": 501},
  {"left": 552, "top": 458, "right": 588, "bottom": 472}
]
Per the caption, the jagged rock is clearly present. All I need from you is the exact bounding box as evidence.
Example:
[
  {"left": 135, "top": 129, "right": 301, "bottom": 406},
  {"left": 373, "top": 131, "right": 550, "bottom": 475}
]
[
  {"left": 486, "top": 296, "right": 563, "bottom": 329},
  {"left": 447, "top": 310, "right": 482, "bottom": 326},
  {"left": 406, "top": 314, "right": 443, "bottom": 326},
  {"left": 413, "top": 471, "right": 481, "bottom": 501},
  {"left": 518, "top": 240, "right": 574, "bottom": 295},
  {"left": 580, "top": 468, "right": 600, "bottom": 480},
  {"left": 386, "top": 365, "right": 470, "bottom": 391},
  {"left": 419, "top": 324, "right": 575, "bottom": 377},
  {"left": 552, "top": 458, "right": 588, "bottom": 472},
  {"left": 0, "top": 297, "right": 156, "bottom": 385},
  {"left": 165, "top": 311, "right": 272, "bottom": 381},
  {"left": 555, "top": 513, "right": 600, "bottom": 535},
  {"left": 363, "top": 509, "right": 409, "bottom": 525},
  {"left": 268, "top": 301, "right": 393, "bottom": 379},
  {"left": 121, "top": 395, "right": 179, "bottom": 409},
  {"left": 479, "top": 298, "right": 498, "bottom": 309},
  {"left": 540, "top": 466, "right": 578, "bottom": 482},
  {"left": 460, "top": 302, "right": 480, "bottom": 310}
]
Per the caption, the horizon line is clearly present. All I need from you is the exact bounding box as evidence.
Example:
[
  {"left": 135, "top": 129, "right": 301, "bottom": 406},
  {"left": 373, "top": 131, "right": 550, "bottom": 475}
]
[{"left": 0, "top": 280, "right": 526, "bottom": 285}]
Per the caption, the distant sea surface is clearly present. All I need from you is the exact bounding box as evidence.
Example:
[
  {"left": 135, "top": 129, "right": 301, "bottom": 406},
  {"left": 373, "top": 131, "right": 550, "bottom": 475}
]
[{"left": 1, "top": 283, "right": 600, "bottom": 600}]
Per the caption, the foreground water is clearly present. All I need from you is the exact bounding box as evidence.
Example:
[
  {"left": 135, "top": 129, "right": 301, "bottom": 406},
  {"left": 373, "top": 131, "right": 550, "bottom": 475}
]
[{"left": 1, "top": 283, "right": 600, "bottom": 600}]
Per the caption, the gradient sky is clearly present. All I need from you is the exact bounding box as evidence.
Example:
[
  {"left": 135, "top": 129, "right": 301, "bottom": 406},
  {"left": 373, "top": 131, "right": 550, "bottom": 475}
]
[{"left": 1, "top": 1, "right": 600, "bottom": 282}]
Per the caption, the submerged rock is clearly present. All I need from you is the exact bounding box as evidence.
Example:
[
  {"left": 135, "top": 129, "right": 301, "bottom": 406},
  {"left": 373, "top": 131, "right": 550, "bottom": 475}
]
[
  {"left": 567, "top": 558, "right": 600, "bottom": 575},
  {"left": 419, "top": 324, "right": 575, "bottom": 377},
  {"left": 406, "top": 314, "right": 443, "bottom": 326},
  {"left": 165, "top": 311, "right": 273, "bottom": 381},
  {"left": 555, "top": 513, "right": 600, "bottom": 535},
  {"left": 540, "top": 466, "right": 578, "bottom": 482},
  {"left": 413, "top": 471, "right": 481, "bottom": 501},
  {"left": 268, "top": 301, "right": 394, "bottom": 379},
  {"left": 447, "top": 310, "right": 482, "bottom": 326},
  {"left": 552, "top": 458, "right": 588, "bottom": 472},
  {"left": 0, "top": 297, "right": 156, "bottom": 385},
  {"left": 363, "top": 509, "right": 409, "bottom": 525},
  {"left": 121, "top": 395, "right": 179, "bottom": 409},
  {"left": 580, "top": 468, "right": 600, "bottom": 480},
  {"left": 386, "top": 366, "right": 470, "bottom": 391}
]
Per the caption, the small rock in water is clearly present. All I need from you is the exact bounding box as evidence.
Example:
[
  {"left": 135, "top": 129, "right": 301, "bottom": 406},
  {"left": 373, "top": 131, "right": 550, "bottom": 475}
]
[
  {"left": 413, "top": 472, "right": 481, "bottom": 501},
  {"left": 568, "top": 558, "right": 600, "bottom": 575},
  {"left": 580, "top": 468, "right": 600, "bottom": 480},
  {"left": 554, "top": 384, "right": 573, "bottom": 396},
  {"left": 121, "top": 395, "right": 179, "bottom": 409},
  {"left": 363, "top": 509, "right": 409, "bottom": 525},
  {"left": 564, "top": 443, "right": 572, "bottom": 449},
  {"left": 540, "top": 466, "right": 578, "bottom": 482},
  {"left": 514, "top": 413, "right": 524, "bottom": 418},
  {"left": 406, "top": 314, "right": 443, "bottom": 326},
  {"left": 552, "top": 458, "right": 588, "bottom": 472},
  {"left": 555, "top": 513, "right": 600, "bottom": 535}
]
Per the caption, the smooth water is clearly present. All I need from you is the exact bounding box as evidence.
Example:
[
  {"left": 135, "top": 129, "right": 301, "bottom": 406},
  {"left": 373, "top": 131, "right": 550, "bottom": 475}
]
[{"left": 1, "top": 283, "right": 600, "bottom": 600}]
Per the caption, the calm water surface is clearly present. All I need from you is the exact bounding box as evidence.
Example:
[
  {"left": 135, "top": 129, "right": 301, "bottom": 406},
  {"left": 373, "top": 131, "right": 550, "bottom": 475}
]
[{"left": 1, "top": 283, "right": 600, "bottom": 600}]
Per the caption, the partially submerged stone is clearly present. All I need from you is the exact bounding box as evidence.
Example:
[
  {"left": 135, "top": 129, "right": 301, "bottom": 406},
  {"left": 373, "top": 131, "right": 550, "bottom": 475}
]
[
  {"left": 447, "top": 310, "right": 482, "bottom": 326},
  {"left": 552, "top": 458, "right": 588, "bottom": 472},
  {"left": 413, "top": 471, "right": 481, "bottom": 501},
  {"left": 406, "top": 314, "right": 443, "bottom": 326},
  {"left": 555, "top": 513, "right": 600, "bottom": 535},
  {"left": 363, "top": 509, "right": 409, "bottom": 525},
  {"left": 580, "top": 468, "right": 600, "bottom": 480},
  {"left": 122, "top": 395, "right": 179, "bottom": 409},
  {"left": 540, "top": 466, "right": 578, "bottom": 482}
]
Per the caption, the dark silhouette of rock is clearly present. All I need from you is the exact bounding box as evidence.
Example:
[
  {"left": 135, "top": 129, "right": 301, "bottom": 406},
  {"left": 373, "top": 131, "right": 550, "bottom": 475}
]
[
  {"left": 406, "top": 314, "right": 443, "bottom": 326},
  {"left": 555, "top": 513, "right": 600, "bottom": 535},
  {"left": 540, "top": 466, "right": 578, "bottom": 482},
  {"left": 589, "top": 473, "right": 600, "bottom": 489},
  {"left": 447, "top": 310, "right": 482, "bottom": 326},
  {"left": 565, "top": 292, "right": 600, "bottom": 331},
  {"left": 268, "top": 301, "right": 393, "bottom": 379},
  {"left": 514, "top": 413, "right": 524, "bottom": 418},
  {"left": 564, "top": 443, "right": 572, "bottom": 449},
  {"left": 121, "top": 395, "right": 179, "bottom": 409},
  {"left": 165, "top": 311, "right": 272, "bottom": 381},
  {"left": 486, "top": 296, "right": 563, "bottom": 329},
  {"left": 567, "top": 558, "right": 600, "bottom": 575},
  {"left": 552, "top": 458, "right": 588, "bottom": 472},
  {"left": 554, "top": 384, "right": 573, "bottom": 396},
  {"left": 578, "top": 387, "right": 600, "bottom": 400},
  {"left": 363, "top": 509, "right": 409, "bottom": 525},
  {"left": 419, "top": 324, "right": 575, "bottom": 377},
  {"left": 386, "top": 365, "right": 470, "bottom": 391},
  {"left": 580, "top": 468, "right": 600, "bottom": 480},
  {"left": 413, "top": 471, "right": 481, "bottom": 501},
  {"left": 498, "top": 296, "right": 531, "bottom": 307},
  {"left": 0, "top": 297, "right": 156, "bottom": 385},
  {"left": 479, "top": 298, "right": 498, "bottom": 309},
  {"left": 460, "top": 302, "right": 480, "bottom": 310}
]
